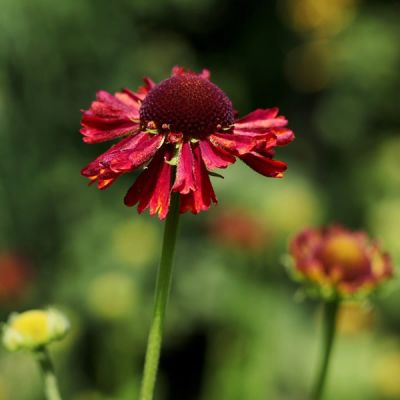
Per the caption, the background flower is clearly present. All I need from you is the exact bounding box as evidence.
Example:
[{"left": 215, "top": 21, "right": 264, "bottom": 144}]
[
  {"left": 289, "top": 225, "right": 394, "bottom": 299},
  {"left": 2, "top": 308, "right": 70, "bottom": 352},
  {"left": 0, "top": 253, "right": 32, "bottom": 304},
  {"left": 208, "top": 208, "right": 269, "bottom": 252}
]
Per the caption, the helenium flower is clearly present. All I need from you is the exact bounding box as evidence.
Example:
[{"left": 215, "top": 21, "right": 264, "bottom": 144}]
[
  {"left": 289, "top": 225, "right": 394, "bottom": 299},
  {"left": 80, "top": 66, "right": 294, "bottom": 219}
]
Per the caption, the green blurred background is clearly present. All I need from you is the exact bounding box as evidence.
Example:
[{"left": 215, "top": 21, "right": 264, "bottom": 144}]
[{"left": 0, "top": 0, "right": 400, "bottom": 399}]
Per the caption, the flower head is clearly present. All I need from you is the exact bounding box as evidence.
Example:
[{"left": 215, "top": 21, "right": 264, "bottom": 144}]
[
  {"left": 2, "top": 308, "right": 70, "bottom": 352},
  {"left": 288, "top": 225, "right": 394, "bottom": 299},
  {"left": 80, "top": 66, "right": 294, "bottom": 219}
]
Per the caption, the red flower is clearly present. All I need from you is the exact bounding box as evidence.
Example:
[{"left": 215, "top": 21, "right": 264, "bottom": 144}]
[
  {"left": 209, "top": 209, "right": 269, "bottom": 251},
  {"left": 0, "top": 253, "right": 32, "bottom": 303},
  {"left": 81, "top": 66, "right": 294, "bottom": 219},
  {"left": 289, "top": 225, "right": 394, "bottom": 298}
]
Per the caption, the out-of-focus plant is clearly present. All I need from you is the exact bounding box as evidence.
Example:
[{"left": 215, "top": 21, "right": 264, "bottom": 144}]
[
  {"left": 288, "top": 224, "right": 394, "bottom": 400},
  {"left": 208, "top": 208, "right": 269, "bottom": 252},
  {"left": 0, "top": 252, "right": 32, "bottom": 304},
  {"left": 2, "top": 308, "right": 70, "bottom": 400}
]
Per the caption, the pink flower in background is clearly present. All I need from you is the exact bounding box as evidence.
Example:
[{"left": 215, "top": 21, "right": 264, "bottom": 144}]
[
  {"left": 81, "top": 66, "right": 294, "bottom": 219},
  {"left": 289, "top": 225, "right": 393, "bottom": 298}
]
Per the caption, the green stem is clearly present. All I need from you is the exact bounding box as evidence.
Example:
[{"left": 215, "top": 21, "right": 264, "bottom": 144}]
[
  {"left": 312, "top": 300, "right": 340, "bottom": 400},
  {"left": 139, "top": 193, "right": 181, "bottom": 400},
  {"left": 36, "top": 347, "right": 63, "bottom": 400}
]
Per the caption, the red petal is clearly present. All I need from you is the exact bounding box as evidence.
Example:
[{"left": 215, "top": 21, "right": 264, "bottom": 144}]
[
  {"left": 81, "top": 118, "right": 140, "bottom": 144},
  {"left": 111, "top": 134, "right": 165, "bottom": 172},
  {"left": 230, "top": 128, "right": 293, "bottom": 155},
  {"left": 240, "top": 152, "right": 287, "bottom": 178},
  {"left": 198, "top": 69, "right": 211, "bottom": 80},
  {"left": 81, "top": 132, "right": 164, "bottom": 188},
  {"left": 171, "top": 65, "right": 210, "bottom": 80},
  {"left": 235, "top": 108, "right": 289, "bottom": 131},
  {"left": 124, "top": 147, "right": 173, "bottom": 220},
  {"left": 122, "top": 77, "right": 155, "bottom": 102},
  {"left": 209, "top": 132, "right": 266, "bottom": 156},
  {"left": 271, "top": 128, "right": 295, "bottom": 146},
  {"left": 172, "top": 142, "right": 196, "bottom": 194},
  {"left": 81, "top": 90, "right": 141, "bottom": 144},
  {"left": 233, "top": 109, "right": 295, "bottom": 152},
  {"left": 172, "top": 66, "right": 186, "bottom": 76},
  {"left": 114, "top": 91, "right": 142, "bottom": 110},
  {"left": 179, "top": 145, "right": 217, "bottom": 214},
  {"left": 199, "top": 140, "right": 235, "bottom": 169},
  {"left": 93, "top": 90, "right": 139, "bottom": 119},
  {"left": 143, "top": 77, "right": 156, "bottom": 90}
]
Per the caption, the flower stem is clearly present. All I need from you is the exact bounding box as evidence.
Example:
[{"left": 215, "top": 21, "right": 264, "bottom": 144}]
[
  {"left": 36, "top": 347, "right": 63, "bottom": 400},
  {"left": 312, "top": 300, "right": 340, "bottom": 400},
  {"left": 139, "top": 193, "right": 181, "bottom": 400}
]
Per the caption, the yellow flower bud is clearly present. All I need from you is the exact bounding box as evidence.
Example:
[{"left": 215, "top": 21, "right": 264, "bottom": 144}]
[{"left": 2, "top": 308, "right": 70, "bottom": 352}]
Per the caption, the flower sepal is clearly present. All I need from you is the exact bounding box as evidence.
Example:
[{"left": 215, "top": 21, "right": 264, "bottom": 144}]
[{"left": 164, "top": 145, "right": 181, "bottom": 166}]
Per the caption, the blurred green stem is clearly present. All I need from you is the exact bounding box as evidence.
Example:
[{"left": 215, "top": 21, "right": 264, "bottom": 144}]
[
  {"left": 312, "top": 300, "right": 340, "bottom": 400},
  {"left": 139, "top": 194, "right": 181, "bottom": 400},
  {"left": 36, "top": 347, "right": 63, "bottom": 400}
]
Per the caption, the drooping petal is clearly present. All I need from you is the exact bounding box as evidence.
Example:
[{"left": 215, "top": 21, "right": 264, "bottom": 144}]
[
  {"left": 114, "top": 91, "right": 142, "bottom": 110},
  {"left": 172, "top": 142, "right": 196, "bottom": 194},
  {"left": 81, "top": 116, "right": 140, "bottom": 144},
  {"left": 199, "top": 139, "right": 235, "bottom": 169},
  {"left": 234, "top": 108, "right": 288, "bottom": 130},
  {"left": 81, "top": 90, "right": 141, "bottom": 144},
  {"left": 81, "top": 132, "right": 164, "bottom": 189},
  {"left": 271, "top": 128, "right": 295, "bottom": 146},
  {"left": 124, "top": 146, "right": 173, "bottom": 219},
  {"left": 93, "top": 90, "right": 140, "bottom": 118},
  {"left": 232, "top": 107, "right": 295, "bottom": 153},
  {"left": 209, "top": 132, "right": 265, "bottom": 156},
  {"left": 240, "top": 152, "right": 287, "bottom": 178},
  {"left": 179, "top": 145, "right": 217, "bottom": 214},
  {"left": 109, "top": 133, "right": 165, "bottom": 173}
]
